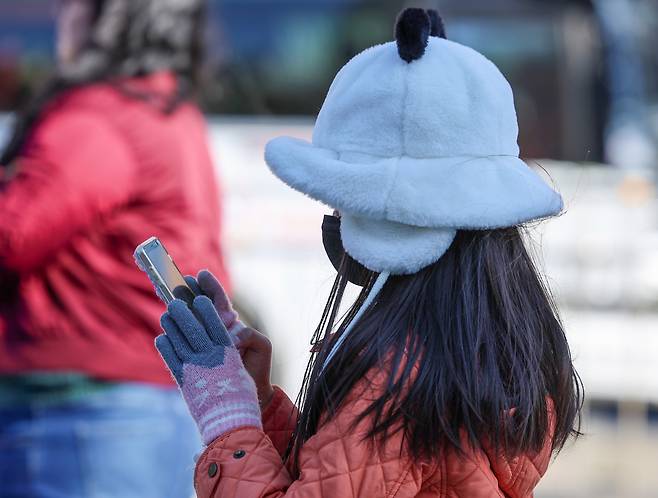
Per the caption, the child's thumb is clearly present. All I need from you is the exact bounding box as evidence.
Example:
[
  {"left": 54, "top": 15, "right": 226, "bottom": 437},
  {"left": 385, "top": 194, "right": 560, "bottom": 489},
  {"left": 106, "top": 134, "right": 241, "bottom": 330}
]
[{"left": 234, "top": 327, "right": 270, "bottom": 353}]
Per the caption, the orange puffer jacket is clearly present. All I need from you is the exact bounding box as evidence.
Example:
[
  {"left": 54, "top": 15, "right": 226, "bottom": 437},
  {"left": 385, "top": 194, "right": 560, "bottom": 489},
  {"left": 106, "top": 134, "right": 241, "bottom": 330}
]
[{"left": 194, "top": 364, "right": 554, "bottom": 497}]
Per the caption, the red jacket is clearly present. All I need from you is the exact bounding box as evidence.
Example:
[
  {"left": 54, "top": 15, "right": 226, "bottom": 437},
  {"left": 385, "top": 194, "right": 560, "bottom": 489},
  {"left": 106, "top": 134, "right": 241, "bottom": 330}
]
[
  {"left": 194, "top": 368, "right": 554, "bottom": 497},
  {"left": 0, "top": 72, "right": 229, "bottom": 385}
]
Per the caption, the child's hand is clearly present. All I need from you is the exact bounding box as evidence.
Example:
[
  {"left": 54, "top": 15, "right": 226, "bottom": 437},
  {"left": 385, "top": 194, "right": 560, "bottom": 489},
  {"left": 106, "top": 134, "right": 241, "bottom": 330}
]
[
  {"left": 155, "top": 297, "right": 262, "bottom": 445},
  {"left": 186, "top": 270, "right": 274, "bottom": 409},
  {"left": 234, "top": 327, "right": 274, "bottom": 409}
]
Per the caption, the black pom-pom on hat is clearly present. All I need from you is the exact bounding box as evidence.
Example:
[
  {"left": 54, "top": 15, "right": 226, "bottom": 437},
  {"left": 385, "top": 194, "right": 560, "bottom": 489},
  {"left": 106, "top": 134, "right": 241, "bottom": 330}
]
[
  {"left": 395, "top": 8, "right": 431, "bottom": 63},
  {"left": 426, "top": 9, "right": 447, "bottom": 39}
]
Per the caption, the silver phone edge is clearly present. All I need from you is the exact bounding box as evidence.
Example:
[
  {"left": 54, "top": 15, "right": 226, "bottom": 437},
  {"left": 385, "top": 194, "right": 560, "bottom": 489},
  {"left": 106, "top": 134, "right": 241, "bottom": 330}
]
[{"left": 134, "top": 237, "right": 177, "bottom": 305}]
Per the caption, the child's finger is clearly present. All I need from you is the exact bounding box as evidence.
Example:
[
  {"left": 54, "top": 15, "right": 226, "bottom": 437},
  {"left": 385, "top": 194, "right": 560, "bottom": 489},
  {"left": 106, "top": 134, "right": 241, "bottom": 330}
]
[
  {"left": 197, "top": 270, "right": 242, "bottom": 330},
  {"left": 197, "top": 270, "right": 224, "bottom": 298},
  {"left": 198, "top": 270, "right": 232, "bottom": 310},
  {"left": 168, "top": 299, "right": 213, "bottom": 352},
  {"left": 191, "top": 296, "right": 233, "bottom": 348},
  {"left": 184, "top": 275, "right": 203, "bottom": 296},
  {"left": 160, "top": 313, "right": 194, "bottom": 358}
]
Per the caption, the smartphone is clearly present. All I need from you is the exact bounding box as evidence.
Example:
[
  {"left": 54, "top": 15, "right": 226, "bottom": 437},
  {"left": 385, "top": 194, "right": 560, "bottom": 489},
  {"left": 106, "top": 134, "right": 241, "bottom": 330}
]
[{"left": 134, "top": 237, "right": 195, "bottom": 305}]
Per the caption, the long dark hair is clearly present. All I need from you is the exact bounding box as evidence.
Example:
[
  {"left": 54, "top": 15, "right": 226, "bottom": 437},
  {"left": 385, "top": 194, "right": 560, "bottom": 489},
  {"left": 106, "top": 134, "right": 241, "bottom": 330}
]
[
  {"left": 1, "top": 0, "right": 206, "bottom": 165},
  {"left": 288, "top": 226, "right": 583, "bottom": 474}
]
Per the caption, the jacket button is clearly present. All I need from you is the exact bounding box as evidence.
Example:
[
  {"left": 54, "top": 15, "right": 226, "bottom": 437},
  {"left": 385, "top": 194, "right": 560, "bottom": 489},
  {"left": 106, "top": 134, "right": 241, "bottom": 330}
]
[
  {"left": 208, "top": 462, "right": 218, "bottom": 478},
  {"left": 233, "top": 449, "right": 246, "bottom": 459}
]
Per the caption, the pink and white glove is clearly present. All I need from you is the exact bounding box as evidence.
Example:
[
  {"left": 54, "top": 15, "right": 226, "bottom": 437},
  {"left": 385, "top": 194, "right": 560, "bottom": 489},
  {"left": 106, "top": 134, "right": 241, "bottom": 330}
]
[{"left": 155, "top": 295, "right": 261, "bottom": 445}]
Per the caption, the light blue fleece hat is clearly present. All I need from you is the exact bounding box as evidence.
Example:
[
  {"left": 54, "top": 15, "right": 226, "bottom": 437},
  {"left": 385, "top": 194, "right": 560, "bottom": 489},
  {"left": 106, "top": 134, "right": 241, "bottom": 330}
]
[
  {"left": 264, "top": 8, "right": 562, "bottom": 277},
  {"left": 265, "top": 8, "right": 563, "bottom": 371}
]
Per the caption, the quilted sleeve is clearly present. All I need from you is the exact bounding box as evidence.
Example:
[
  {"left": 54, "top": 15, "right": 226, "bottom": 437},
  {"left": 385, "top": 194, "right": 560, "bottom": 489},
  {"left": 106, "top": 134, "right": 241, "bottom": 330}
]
[
  {"left": 194, "top": 373, "right": 429, "bottom": 498},
  {"left": 261, "top": 386, "right": 298, "bottom": 458},
  {"left": 482, "top": 400, "right": 556, "bottom": 498}
]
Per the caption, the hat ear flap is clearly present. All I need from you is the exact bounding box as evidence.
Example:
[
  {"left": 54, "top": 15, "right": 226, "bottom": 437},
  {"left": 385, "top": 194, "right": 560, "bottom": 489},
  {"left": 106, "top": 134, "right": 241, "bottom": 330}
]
[
  {"left": 426, "top": 9, "right": 447, "bottom": 39},
  {"left": 395, "top": 8, "right": 431, "bottom": 63}
]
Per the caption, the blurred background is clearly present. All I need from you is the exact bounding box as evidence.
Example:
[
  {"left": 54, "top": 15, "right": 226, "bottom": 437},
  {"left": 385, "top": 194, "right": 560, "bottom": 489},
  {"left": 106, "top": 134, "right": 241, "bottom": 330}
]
[{"left": 1, "top": 0, "right": 658, "bottom": 497}]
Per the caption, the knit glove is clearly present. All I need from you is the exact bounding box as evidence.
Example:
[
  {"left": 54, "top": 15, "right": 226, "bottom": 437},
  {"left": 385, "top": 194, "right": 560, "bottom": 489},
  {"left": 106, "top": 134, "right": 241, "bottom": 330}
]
[
  {"left": 156, "top": 297, "right": 262, "bottom": 445},
  {"left": 183, "top": 270, "right": 246, "bottom": 336}
]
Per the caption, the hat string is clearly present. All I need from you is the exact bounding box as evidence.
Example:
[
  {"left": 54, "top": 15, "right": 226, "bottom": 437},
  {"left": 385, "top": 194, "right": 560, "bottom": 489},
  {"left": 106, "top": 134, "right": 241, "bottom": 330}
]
[{"left": 319, "top": 271, "right": 391, "bottom": 374}]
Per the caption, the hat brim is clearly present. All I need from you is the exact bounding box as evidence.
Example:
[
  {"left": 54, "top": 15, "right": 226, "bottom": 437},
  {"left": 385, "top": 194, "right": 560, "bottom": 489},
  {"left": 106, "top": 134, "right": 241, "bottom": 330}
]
[
  {"left": 265, "top": 136, "right": 563, "bottom": 229},
  {"left": 340, "top": 214, "right": 457, "bottom": 274}
]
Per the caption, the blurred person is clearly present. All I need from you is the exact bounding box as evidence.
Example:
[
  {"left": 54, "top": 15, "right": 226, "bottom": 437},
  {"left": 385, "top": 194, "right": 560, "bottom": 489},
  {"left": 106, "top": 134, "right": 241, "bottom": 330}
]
[
  {"left": 0, "top": 1, "right": 229, "bottom": 497},
  {"left": 153, "top": 9, "right": 583, "bottom": 498}
]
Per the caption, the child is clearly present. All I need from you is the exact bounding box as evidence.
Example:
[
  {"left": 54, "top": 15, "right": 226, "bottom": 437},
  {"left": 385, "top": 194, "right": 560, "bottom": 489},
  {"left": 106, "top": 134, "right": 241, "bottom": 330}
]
[{"left": 156, "top": 8, "right": 582, "bottom": 497}]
